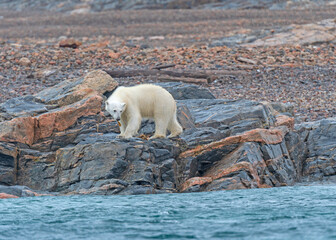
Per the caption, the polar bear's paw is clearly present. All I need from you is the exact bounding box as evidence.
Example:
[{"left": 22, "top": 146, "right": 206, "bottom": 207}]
[
  {"left": 167, "top": 133, "right": 180, "bottom": 138},
  {"left": 117, "top": 134, "right": 133, "bottom": 139},
  {"left": 149, "top": 134, "right": 166, "bottom": 140}
]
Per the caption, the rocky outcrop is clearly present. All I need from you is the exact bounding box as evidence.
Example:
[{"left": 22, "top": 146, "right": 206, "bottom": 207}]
[
  {"left": 243, "top": 19, "right": 336, "bottom": 47},
  {"left": 0, "top": 185, "right": 49, "bottom": 198},
  {"left": 296, "top": 118, "right": 336, "bottom": 183},
  {"left": 0, "top": 70, "right": 335, "bottom": 197},
  {"left": 211, "top": 19, "right": 336, "bottom": 48}
]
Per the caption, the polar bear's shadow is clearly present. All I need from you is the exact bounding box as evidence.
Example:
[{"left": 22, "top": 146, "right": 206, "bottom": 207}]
[
  {"left": 138, "top": 119, "right": 156, "bottom": 135},
  {"left": 137, "top": 119, "right": 175, "bottom": 137},
  {"left": 114, "top": 119, "right": 177, "bottom": 141}
]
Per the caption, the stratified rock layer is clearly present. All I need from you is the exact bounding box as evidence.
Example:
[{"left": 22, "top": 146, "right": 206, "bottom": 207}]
[
  {"left": 0, "top": 70, "right": 335, "bottom": 197},
  {"left": 296, "top": 118, "right": 336, "bottom": 182}
]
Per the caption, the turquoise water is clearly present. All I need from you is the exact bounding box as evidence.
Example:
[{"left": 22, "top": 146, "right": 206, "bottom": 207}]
[{"left": 1, "top": 186, "right": 336, "bottom": 240}]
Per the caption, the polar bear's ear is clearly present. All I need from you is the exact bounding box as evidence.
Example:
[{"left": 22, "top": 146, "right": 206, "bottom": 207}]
[{"left": 121, "top": 102, "right": 126, "bottom": 110}]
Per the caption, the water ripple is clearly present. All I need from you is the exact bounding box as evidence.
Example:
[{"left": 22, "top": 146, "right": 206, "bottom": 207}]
[{"left": 1, "top": 185, "right": 336, "bottom": 239}]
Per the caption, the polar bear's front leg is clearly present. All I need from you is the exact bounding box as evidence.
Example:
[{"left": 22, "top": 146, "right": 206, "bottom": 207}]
[
  {"left": 119, "top": 119, "right": 126, "bottom": 135},
  {"left": 122, "top": 114, "right": 141, "bottom": 138}
]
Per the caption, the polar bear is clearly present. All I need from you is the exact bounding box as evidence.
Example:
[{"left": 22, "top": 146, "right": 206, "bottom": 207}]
[{"left": 105, "top": 84, "right": 183, "bottom": 139}]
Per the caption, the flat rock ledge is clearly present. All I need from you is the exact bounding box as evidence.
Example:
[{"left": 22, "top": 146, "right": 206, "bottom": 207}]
[{"left": 0, "top": 70, "right": 335, "bottom": 198}]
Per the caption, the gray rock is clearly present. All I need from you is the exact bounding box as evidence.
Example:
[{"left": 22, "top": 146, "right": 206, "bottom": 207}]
[
  {"left": 0, "top": 185, "right": 52, "bottom": 197},
  {"left": 157, "top": 82, "right": 215, "bottom": 100},
  {"left": 23, "top": 137, "right": 181, "bottom": 194},
  {"left": 180, "top": 99, "right": 275, "bottom": 131},
  {"left": 298, "top": 118, "right": 336, "bottom": 182},
  {"left": 0, "top": 142, "right": 16, "bottom": 185},
  {"left": 1, "top": 77, "right": 335, "bottom": 197},
  {"left": 0, "top": 95, "right": 48, "bottom": 120}
]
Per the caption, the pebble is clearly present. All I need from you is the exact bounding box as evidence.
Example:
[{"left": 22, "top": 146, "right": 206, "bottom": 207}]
[
  {"left": 18, "top": 57, "right": 31, "bottom": 66},
  {"left": 59, "top": 38, "right": 82, "bottom": 48}
]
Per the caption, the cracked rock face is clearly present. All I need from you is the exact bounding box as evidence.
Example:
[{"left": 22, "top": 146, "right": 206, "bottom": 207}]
[
  {"left": 296, "top": 118, "right": 336, "bottom": 183},
  {"left": 0, "top": 71, "right": 335, "bottom": 197}
]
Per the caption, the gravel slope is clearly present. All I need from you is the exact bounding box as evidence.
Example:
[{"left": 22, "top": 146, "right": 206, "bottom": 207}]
[{"left": 0, "top": 8, "right": 335, "bottom": 122}]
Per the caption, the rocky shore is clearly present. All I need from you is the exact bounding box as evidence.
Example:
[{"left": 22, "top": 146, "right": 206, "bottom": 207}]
[
  {"left": 0, "top": 70, "right": 335, "bottom": 198},
  {"left": 0, "top": 1, "right": 335, "bottom": 198}
]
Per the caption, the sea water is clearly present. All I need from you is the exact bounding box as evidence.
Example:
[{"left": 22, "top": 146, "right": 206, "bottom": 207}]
[{"left": 1, "top": 185, "right": 336, "bottom": 240}]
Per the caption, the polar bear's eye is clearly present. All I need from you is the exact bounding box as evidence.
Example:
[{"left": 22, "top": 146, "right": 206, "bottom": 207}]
[{"left": 113, "top": 110, "right": 117, "bottom": 112}]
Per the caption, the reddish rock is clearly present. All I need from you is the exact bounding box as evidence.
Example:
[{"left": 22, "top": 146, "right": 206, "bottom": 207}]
[
  {"left": 108, "top": 51, "right": 121, "bottom": 59},
  {"left": 59, "top": 38, "right": 82, "bottom": 48},
  {"left": 232, "top": 126, "right": 288, "bottom": 145},
  {"left": 34, "top": 70, "right": 118, "bottom": 107},
  {"left": 205, "top": 162, "right": 257, "bottom": 180},
  {"left": 180, "top": 125, "right": 289, "bottom": 159},
  {"left": 53, "top": 88, "right": 97, "bottom": 107},
  {"left": 75, "top": 69, "right": 118, "bottom": 95},
  {"left": 22, "top": 189, "right": 51, "bottom": 197},
  {"left": 0, "top": 95, "right": 103, "bottom": 145},
  {"left": 275, "top": 115, "right": 294, "bottom": 130},
  {"left": 0, "top": 193, "right": 19, "bottom": 199},
  {"left": 180, "top": 177, "right": 212, "bottom": 192},
  {"left": 181, "top": 162, "right": 267, "bottom": 192},
  {"left": 34, "top": 95, "right": 103, "bottom": 142},
  {"left": 0, "top": 117, "right": 36, "bottom": 145}
]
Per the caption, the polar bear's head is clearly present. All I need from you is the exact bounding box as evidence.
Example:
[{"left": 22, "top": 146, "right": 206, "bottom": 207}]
[{"left": 105, "top": 101, "right": 126, "bottom": 121}]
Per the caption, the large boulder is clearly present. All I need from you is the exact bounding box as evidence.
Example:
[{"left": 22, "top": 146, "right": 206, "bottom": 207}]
[{"left": 0, "top": 70, "right": 117, "bottom": 147}]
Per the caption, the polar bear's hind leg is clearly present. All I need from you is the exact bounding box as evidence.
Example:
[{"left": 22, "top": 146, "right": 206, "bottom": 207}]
[
  {"left": 150, "top": 117, "right": 169, "bottom": 139},
  {"left": 167, "top": 114, "right": 183, "bottom": 138}
]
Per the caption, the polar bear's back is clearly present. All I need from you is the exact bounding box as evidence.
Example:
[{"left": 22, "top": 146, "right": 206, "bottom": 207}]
[{"left": 111, "top": 84, "right": 176, "bottom": 118}]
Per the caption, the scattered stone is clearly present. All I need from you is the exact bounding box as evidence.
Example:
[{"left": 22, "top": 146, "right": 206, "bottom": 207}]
[
  {"left": 59, "top": 38, "right": 82, "bottom": 48},
  {"left": 18, "top": 57, "right": 31, "bottom": 66},
  {"left": 70, "top": 8, "right": 90, "bottom": 15},
  {"left": 35, "top": 69, "right": 58, "bottom": 78},
  {"left": 149, "top": 36, "right": 165, "bottom": 40},
  {"left": 237, "top": 57, "right": 257, "bottom": 65}
]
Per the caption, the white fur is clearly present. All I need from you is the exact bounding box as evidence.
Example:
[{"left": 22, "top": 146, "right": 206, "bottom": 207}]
[{"left": 105, "top": 84, "right": 183, "bottom": 139}]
